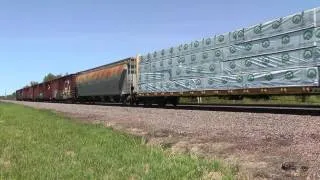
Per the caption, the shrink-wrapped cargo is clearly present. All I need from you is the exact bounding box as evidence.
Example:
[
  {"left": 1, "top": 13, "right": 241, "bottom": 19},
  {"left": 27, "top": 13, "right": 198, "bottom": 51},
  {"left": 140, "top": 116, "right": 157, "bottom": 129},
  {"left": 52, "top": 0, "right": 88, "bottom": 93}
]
[
  {"left": 138, "top": 7, "right": 320, "bottom": 94},
  {"left": 139, "top": 67, "right": 318, "bottom": 92},
  {"left": 244, "top": 67, "right": 319, "bottom": 88}
]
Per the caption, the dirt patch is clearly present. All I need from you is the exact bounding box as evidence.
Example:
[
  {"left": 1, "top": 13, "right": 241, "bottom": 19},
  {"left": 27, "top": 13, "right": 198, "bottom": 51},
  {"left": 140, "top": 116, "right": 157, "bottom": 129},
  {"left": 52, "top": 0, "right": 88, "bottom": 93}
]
[
  {"left": 203, "top": 171, "right": 223, "bottom": 180},
  {"left": 65, "top": 151, "right": 76, "bottom": 157},
  {"left": 0, "top": 160, "right": 11, "bottom": 169}
]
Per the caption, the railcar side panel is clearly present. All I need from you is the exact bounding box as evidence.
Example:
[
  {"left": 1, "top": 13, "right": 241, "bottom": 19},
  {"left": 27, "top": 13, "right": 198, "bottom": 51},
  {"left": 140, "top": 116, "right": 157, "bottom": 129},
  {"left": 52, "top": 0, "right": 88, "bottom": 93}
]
[
  {"left": 33, "top": 84, "right": 44, "bottom": 101},
  {"left": 42, "top": 75, "right": 76, "bottom": 101},
  {"left": 57, "top": 74, "right": 76, "bottom": 100},
  {"left": 22, "top": 87, "right": 34, "bottom": 101},
  {"left": 43, "top": 80, "right": 58, "bottom": 101},
  {"left": 16, "top": 89, "right": 23, "bottom": 100},
  {"left": 43, "top": 82, "right": 51, "bottom": 100},
  {"left": 75, "top": 60, "right": 129, "bottom": 98}
]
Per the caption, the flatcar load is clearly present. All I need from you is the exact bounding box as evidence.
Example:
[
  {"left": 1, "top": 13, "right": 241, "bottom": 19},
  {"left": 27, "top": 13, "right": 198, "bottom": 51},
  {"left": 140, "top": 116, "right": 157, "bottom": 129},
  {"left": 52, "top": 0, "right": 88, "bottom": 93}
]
[{"left": 137, "top": 8, "right": 320, "bottom": 98}]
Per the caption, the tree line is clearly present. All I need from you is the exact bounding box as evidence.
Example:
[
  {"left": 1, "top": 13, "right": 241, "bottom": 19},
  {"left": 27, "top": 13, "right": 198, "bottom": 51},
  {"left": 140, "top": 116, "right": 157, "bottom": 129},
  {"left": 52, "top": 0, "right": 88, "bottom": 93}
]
[
  {"left": 25, "top": 73, "right": 68, "bottom": 87},
  {"left": 0, "top": 92, "right": 16, "bottom": 100}
]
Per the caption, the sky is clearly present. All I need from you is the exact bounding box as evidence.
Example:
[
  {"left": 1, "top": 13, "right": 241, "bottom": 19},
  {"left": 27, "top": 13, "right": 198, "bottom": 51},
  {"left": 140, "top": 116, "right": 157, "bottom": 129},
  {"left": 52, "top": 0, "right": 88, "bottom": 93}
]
[{"left": 0, "top": 0, "right": 319, "bottom": 95}]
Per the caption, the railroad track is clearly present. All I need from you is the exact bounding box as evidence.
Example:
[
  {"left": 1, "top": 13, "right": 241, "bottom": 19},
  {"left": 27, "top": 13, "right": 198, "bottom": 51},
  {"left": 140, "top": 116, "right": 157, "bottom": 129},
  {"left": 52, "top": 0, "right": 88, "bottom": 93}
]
[
  {"left": 9, "top": 100, "right": 320, "bottom": 115},
  {"left": 78, "top": 102, "right": 320, "bottom": 116},
  {"left": 176, "top": 104, "right": 320, "bottom": 116}
]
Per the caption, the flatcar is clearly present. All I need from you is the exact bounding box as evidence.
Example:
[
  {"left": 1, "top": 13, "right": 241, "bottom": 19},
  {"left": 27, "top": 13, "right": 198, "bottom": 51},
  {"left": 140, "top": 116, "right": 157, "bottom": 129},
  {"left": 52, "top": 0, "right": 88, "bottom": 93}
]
[{"left": 135, "top": 7, "right": 320, "bottom": 104}]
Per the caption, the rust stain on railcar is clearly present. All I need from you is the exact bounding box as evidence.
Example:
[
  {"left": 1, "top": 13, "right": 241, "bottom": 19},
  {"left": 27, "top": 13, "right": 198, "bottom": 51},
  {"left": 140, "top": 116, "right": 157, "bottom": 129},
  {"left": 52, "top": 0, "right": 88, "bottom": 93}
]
[{"left": 76, "top": 64, "right": 125, "bottom": 84}]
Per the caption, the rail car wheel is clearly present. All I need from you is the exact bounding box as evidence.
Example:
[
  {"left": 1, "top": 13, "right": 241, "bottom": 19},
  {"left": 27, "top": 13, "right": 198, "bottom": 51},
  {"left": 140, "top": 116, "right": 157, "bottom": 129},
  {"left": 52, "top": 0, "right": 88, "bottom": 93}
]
[
  {"left": 143, "top": 100, "right": 151, "bottom": 106},
  {"left": 157, "top": 98, "right": 167, "bottom": 107},
  {"left": 123, "top": 94, "right": 134, "bottom": 106},
  {"left": 169, "top": 97, "right": 179, "bottom": 107},
  {"left": 129, "top": 96, "right": 134, "bottom": 106},
  {"left": 172, "top": 101, "right": 177, "bottom": 107}
]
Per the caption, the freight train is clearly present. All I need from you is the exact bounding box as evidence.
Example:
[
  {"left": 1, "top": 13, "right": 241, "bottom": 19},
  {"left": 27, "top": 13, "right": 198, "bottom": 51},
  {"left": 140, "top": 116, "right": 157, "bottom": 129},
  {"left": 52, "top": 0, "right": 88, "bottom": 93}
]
[{"left": 16, "top": 7, "right": 320, "bottom": 105}]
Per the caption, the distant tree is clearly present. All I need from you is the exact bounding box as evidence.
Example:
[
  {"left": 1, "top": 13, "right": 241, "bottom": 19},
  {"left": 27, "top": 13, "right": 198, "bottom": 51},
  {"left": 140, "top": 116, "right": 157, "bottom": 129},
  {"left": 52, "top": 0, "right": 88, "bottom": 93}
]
[
  {"left": 43, "top": 73, "right": 56, "bottom": 82},
  {"left": 43, "top": 73, "right": 68, "bottom": 82},
  {"left": 9, "top": 92, "right": 16, "bottom": 100},
  {"left": 55, "top": 74, "right": 63, "bottom": 79},
  {"left": 30, "top": 81, "right": 39, "bottom": 86},
  {"left": 2, "top": 92, "right": 17, "bottom": 100}
]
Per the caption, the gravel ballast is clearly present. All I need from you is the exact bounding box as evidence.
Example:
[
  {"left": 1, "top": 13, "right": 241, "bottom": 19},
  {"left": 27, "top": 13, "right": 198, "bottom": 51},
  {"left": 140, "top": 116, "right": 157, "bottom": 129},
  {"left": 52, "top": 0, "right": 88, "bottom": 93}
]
[{"left": 5, "top": 100, "right": 320, "bottom": 179}]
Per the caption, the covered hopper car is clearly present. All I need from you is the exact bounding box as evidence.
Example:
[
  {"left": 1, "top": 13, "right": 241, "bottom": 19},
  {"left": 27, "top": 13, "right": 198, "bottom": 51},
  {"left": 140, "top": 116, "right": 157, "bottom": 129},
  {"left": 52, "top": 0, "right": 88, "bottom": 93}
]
[{"left": 75, "top": 57, "right": 136, "bottom": 102}]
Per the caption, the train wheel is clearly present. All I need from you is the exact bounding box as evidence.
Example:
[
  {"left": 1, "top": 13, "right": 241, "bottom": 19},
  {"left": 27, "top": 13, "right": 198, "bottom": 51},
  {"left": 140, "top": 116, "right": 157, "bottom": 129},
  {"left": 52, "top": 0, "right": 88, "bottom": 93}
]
[
  {"left": 157, "top": 98, "right": 167, "bottom": 107},
  {"left": 122, "top": 99, "right": 128, "bottom": 106},
  {"left": 170, "top": 97, "right": 179, "bottom": 107}
]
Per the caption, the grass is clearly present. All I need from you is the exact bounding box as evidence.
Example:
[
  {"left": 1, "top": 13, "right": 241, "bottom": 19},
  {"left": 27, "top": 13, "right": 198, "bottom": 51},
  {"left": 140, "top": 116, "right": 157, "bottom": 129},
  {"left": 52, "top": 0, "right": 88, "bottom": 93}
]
[{"left": 0, "top": 102, "right": 235, "bottom": 180}]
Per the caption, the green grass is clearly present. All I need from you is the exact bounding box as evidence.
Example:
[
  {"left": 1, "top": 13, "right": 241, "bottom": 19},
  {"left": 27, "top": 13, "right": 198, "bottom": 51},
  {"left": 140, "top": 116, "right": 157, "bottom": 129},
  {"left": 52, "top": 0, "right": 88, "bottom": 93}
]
[{"left": 0, "top": 103, "right": 235, "bottom": 180}]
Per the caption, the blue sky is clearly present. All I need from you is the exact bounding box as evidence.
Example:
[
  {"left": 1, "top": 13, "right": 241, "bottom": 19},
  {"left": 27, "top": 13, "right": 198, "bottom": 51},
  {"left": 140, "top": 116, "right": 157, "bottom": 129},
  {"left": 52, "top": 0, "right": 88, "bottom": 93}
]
[{"left": 0, "top": 0, "right": 319, "bottom": 95}]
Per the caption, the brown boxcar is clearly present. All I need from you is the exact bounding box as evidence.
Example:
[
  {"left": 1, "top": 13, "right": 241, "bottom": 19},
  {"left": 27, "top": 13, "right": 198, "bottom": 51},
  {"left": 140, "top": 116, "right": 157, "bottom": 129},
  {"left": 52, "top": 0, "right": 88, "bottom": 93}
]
[
  {"left": 21, "top": 88, "right": 26, "bottom": 100},
  {"left": 33, "top": 84, "right": 45, "bottom": 101},
  {"left": 22, "top": 87, "right": 34, "bottom": 101},
  {"left": 43, "top": 81, "right": 52, "bottom": 100},
  {"left": 43, "top": 74, "right": 76, "bottom": 101},
  {"left": 43, "top": 78, "right": 59, "bottom": 101},
  {"left": 56, "top": 74, "right": 76, "bottom": 100},
  {"left": 51, "top": 79, "right": 60, "bottom": 100},
  {"left": 28, "top": 87, "right": 34, "bottom": 100}
]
